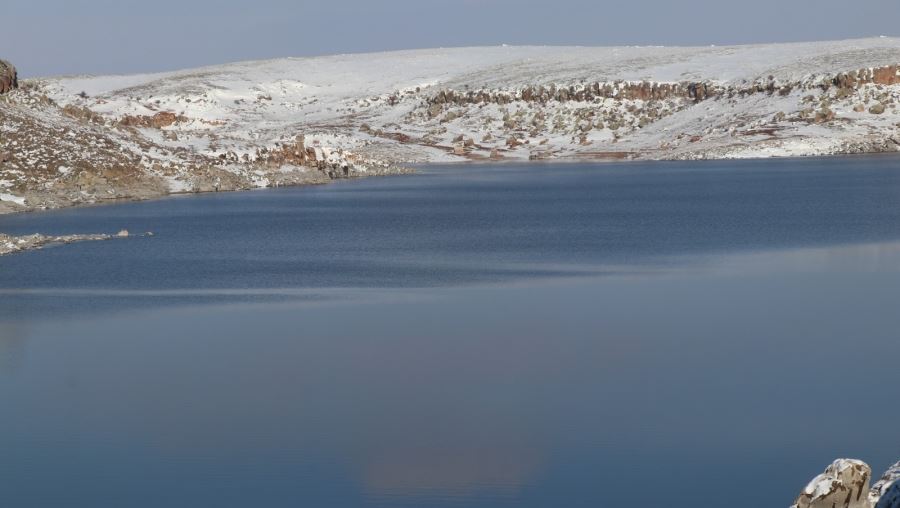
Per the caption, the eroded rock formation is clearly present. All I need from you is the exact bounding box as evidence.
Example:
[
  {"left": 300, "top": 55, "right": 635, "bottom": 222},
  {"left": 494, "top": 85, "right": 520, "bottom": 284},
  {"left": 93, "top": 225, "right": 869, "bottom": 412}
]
[
  {"left": 423, "top": 64, "right": 900, "bottom": 110},
  {"left": 791, "top": 459, "right": 900, "bottom": 508},
  {"left": 0, "top": 59, "right": 17, "bottom": 94},
  {"left": 792, "top": 459, "right": 872, "bottom": 508}
]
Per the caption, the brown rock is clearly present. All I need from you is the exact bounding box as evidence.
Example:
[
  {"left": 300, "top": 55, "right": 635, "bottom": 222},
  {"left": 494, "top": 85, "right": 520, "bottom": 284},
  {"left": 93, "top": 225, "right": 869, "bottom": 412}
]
[
  {"left": 872, "top": 65, "right": 900, "bottom": 86},
  {"left": 120, "top": 111, "right": 187, "bottom": 129},
  {"left": 792, "top": 459, "right": 872, "bottom": 508},
  {"left": 0, "top": 59, "right": 18, "bottom": 94}
]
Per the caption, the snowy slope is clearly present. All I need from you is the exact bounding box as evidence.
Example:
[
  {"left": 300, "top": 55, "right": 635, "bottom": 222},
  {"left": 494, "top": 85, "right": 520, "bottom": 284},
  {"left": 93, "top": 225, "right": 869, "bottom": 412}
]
[
  {"left": 2, "top": 38, "right": 899, "bottom": 214},
  {"left": 36, "top": 37, "right": 900, "bottom": 165}
]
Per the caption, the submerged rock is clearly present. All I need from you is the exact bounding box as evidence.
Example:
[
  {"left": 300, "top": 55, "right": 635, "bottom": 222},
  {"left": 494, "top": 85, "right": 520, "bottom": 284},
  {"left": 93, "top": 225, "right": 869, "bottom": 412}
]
[
  {"left": 792, "top": 459, "right": 872, "bottom": 508},
  {"left": 871, "top": 462, "right": 900, "bottom": 508}
]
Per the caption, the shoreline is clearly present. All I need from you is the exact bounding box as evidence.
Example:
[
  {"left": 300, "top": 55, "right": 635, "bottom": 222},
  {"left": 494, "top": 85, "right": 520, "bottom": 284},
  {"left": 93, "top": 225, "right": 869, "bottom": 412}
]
[
  {"left": 4, "top": 149, "right": 900, "bottom": 218},
  {"left": 3, "top": 151, "right": 900, "bottom": 257},
  {"left": 3, "top": 39, "right": 898, "bottom": 224}
]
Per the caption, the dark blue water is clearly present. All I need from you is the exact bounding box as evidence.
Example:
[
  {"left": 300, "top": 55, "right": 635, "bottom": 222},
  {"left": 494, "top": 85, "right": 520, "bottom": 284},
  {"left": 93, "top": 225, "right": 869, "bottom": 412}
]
[{"left": 1, "top": 156, "right": 899, "bottom": 507}]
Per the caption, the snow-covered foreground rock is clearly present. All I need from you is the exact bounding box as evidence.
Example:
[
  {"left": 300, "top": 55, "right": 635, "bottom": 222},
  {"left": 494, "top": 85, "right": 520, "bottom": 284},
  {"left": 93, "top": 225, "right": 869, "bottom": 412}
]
[
  {"left": 793, "top": 459, "right": 872, "bottom": 508},
  {"left": 1, "top": 37, "right": 899, "bottom": 214},
  {"left": 872, "top": 462, "right": 900, "bottom": 508},
  {"left": 793, "top": 459, "right": 900, "bottom": 508}
]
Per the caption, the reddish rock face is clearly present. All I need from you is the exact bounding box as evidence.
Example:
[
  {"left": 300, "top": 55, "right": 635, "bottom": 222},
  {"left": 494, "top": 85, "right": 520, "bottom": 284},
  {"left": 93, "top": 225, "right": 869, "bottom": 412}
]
[
  {"left": 0, "top": 59, "right": 17, "bottom": 94},
  {"left": 872, "top": 65, "right": 900, "bottom": 85},
  {"left": 120, "top": 111, "right": 187, "bottom": 128},
  {"left": 149, "top": 112, "right": 179, "bottom": 128}
]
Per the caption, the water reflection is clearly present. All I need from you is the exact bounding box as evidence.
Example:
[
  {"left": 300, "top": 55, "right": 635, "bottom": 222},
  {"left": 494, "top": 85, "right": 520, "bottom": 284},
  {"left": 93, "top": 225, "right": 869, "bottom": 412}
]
[
  {"left": 2, "top": 238, "right": 899, "bottom": 507},
  {"left": 3, "top": 158, "right": 900, "bottom": 507},
  {"left": 0, "top": 323, "right": 26, "bottom": 371},
  {"left": 364, "top": 448, "right": 540, "bottom": 499}
]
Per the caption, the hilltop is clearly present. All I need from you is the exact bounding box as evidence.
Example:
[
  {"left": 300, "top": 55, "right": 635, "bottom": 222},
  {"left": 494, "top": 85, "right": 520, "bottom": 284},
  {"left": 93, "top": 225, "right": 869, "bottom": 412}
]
[{"left": 1, "top": 37, "right": 899, "bottom": 214}]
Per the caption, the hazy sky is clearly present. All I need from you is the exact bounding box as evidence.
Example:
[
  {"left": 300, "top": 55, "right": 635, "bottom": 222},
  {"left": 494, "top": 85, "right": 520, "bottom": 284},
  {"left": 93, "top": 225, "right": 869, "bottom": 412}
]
[{"left": 6, "top": 0, "right": 899, "bottom": 77}]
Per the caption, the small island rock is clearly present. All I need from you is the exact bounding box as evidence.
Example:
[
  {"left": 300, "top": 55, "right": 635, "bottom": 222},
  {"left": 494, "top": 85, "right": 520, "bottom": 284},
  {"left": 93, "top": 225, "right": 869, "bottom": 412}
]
[{"left": 792, "top": 459, "right": 872, "bottom": 508}]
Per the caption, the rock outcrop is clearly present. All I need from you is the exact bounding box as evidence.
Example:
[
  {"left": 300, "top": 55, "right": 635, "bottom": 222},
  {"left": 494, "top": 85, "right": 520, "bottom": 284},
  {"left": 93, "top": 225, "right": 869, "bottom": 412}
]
[
  {"left": 1, "top": 232, "right": 119, "bottom": 256},
  {"left": 425, "top": 65, "right": 900, "bottom": 111},
  {"left": 0, "top": 59, "right": 17, "bottom": 94},
  {"left": 791, "top": 460, "right": 900, "bottom": 508},
  {"left": 792, "top": 459, "right": 872, "bottom": 508},
  {"left": 119, "top": 111, "right": 186, "bottom": 128}
]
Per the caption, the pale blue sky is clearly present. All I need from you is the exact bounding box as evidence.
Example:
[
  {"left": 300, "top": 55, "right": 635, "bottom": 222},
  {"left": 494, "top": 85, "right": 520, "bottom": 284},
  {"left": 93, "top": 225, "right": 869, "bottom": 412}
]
[{"left": 6, "top": 0, "right": 899, "bottom": 77}]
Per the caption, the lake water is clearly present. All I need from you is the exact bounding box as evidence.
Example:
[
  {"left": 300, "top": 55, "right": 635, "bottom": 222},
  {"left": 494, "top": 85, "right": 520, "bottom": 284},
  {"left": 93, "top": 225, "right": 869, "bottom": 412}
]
[{"left": 1, "top": 157, "right": 899, "bottom": 507}]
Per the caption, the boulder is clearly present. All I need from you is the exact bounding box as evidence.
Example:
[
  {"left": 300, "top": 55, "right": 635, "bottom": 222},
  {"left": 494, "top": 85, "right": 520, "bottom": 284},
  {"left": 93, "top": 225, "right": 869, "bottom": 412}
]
[
  {"left": 872, "top": 65, "right": 900, "bottom": 86},
  {"left": 871, "top": 462, "right": 900, "bottom": 508},
  {"left": 792, "top": 459, "right": 872, "bottom": 508},
  {"left": 0, "top": 59, "right": 17, "bottom": 94}
]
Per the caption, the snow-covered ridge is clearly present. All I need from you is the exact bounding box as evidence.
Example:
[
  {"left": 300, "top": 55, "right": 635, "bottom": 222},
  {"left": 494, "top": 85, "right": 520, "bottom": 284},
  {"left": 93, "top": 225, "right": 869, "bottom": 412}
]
[
  {"left": 1, "top": 37, "right": 900, "bottom": 215},
  {"left": 37, "top": 37, "right": 900, "bottom": 164}
]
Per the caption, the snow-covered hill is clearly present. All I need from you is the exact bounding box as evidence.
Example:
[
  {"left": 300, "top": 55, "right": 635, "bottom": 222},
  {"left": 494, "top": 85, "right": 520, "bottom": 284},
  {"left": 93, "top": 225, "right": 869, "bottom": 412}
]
[{"left": 2, "top": 37, "right": 899, "bottom": 214}]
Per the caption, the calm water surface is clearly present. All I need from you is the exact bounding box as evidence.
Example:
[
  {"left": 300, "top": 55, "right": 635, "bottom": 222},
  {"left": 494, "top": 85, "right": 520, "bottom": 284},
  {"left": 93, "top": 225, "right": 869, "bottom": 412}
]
[{"left": 1, "top": 157, "right": 899, "bottom": 507}]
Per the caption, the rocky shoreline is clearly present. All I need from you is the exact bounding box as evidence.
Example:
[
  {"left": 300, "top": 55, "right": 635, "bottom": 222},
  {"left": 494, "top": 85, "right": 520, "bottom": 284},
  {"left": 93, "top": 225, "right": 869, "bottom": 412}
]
[{"left": 3, "top": 39, "right": 900, "bottom": 253}]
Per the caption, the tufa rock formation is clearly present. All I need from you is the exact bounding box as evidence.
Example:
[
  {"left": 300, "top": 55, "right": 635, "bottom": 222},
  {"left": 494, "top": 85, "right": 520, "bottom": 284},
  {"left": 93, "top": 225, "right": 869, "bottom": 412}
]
[
  {"left": 792, "top": 459, "right": 900, "bottom": 508},
  {"left": 792, "top": 459, "right": 872, "bottom": 508},
  {"left": 0, "top": 59, "right": 17, "bottom": 94}
]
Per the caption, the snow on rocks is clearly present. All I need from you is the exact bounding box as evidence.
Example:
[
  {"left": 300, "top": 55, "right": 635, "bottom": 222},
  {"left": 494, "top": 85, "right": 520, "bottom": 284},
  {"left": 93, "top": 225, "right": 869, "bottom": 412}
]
[
  {"left": 2, "top": 38, "right": 899, "bottom": 218},
  {"left": 871, "top": 462, "right": 900, "bottom": 508},
  {"left": 0, "top": 232, "right": 129, "bottom": 256},
  {"left": 792, "top": 459, "right": 872, "bottom": 508},
  {"left": 0, "top": 193, "right": 25, "bottom": 206},
  {"left": 35, "top": 37, "right": 900, "bottom": 166},
  {"left": 0, "top": 83, "right": 408, "bottom": 214},
  {"left": 791, "top": 460, "right": 900, "bottom": 508}
]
